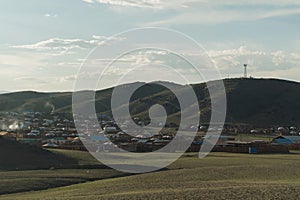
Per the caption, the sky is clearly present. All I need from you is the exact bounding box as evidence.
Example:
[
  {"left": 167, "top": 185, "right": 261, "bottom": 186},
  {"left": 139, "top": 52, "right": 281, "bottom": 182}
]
[{"left": 1, "top": 0, "right": 300, "bottom": 91}]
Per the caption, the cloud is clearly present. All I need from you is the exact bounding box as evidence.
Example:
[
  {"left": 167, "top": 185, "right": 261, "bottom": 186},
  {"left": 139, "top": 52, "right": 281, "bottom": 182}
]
[
  {"left": 82, "top": 0, "right": 300, "bottom": 10},
  {"left": 11, "top": 35, "right": 124, "bottom": 54},
  {"left": 58, "top": 74, "right": 78, "bottom": 82},
  {"left": 0, "top": 52, "right": 49, "bottom": 71},
  {"left": 81, "top": 0, "right": 300, "bottom": 25},
  {"left": 57, "top": 61, "right": 83, "bottom": 67},
  {"left": 72, "top": 47, "right": 300, "bottom": 81},
  {"left": 44, "top": 13, "right": 58, "bottom": 18},
  {"left": 14, "top": 76, "right": 50, "bottom": 84},
  {"left": 81, "top": 0, "right": 186, "bottom": 9},
  {"left": 80, "top": 0, "right": 300, "bottom": 25},
  {"left": 146, "top": 7, "right": 300, "bottom": 26},
  {"left": 207, "top": 46, "right": 300, "bottom": 77}
]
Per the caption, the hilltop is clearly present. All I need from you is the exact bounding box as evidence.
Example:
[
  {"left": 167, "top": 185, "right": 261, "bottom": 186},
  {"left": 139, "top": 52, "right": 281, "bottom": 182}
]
[{"left": 1, "top": 78, "right": 300, "bottom": 126}]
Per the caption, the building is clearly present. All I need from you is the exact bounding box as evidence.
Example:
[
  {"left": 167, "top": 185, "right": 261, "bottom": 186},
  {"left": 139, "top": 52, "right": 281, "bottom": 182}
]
[{"left": 272, "top": 136, "right": 300, "bottom": 145}]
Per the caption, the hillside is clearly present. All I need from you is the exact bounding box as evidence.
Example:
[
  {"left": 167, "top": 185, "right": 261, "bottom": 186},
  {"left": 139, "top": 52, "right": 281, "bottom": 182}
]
[
  {"left": 0, "top": 137, "right": 77, "bottom": 170},
  {"left": 0, "top": 78, "right": 300, "bottom": 126},
  {"left": 2, "top": 152, "right": 300, "bottom": 199},
  {"left": 222, "top": 78, "right": 300, "bottom": 126}
]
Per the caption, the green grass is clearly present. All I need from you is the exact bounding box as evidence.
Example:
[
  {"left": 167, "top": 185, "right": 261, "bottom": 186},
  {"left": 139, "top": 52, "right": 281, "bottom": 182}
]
[
  {"left": 0, "top": 137, "right": 80, "bottom": 171},
  {"left": 49, "top": 149, "right": 102, "bottom": 166},
  {"left": 234, "top": 134, "right": 275, "bottom": 142},
  {"left": 0, "top": 149, "right": 128, "bottom": 195},
  {"left": 0, "top": 169, "right": 126, "bottom": 195},
  {"left": 2, "top": 152, "right": 300, "bottom": 199}
]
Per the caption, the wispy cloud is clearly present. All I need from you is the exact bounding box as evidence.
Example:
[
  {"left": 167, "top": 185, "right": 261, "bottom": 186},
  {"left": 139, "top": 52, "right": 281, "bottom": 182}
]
[
  {"left": 81, "top": 0, "right": 190, "bottom": 9},
  {"left": 57, "top": 74, "right": 78, "bottom": 82},
  {"left": 82, "top": 0, "right": 300, "bottom": 10},
  {"left": 14, "top": 76, "right": 50, "bottom": 84},
  {"left": 44, "top": 13, "right": 58, "bottom": 18},
  {"left": 82, "top": 0, "right": 300, "bottom": 25},
  {"left": 147, "top": 7, "right": 300, "bottom": 25},
  {"left": 0, "top": 52, "right": 49, "bottom": 70},
  {"left": 207, "top": 46, "right": 300, "bottom": 76},
  {"left": 11, "top": 35, "right": 124, "bottom": 54}
]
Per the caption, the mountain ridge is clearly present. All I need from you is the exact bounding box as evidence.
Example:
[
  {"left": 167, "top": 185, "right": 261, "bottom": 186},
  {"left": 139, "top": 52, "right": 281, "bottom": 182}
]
[{"left": 1, "top": 78, "right": 300, "bottom": 126}]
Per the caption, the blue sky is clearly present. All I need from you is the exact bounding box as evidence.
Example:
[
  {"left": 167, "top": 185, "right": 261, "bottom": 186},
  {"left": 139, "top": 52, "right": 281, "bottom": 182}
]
[{"left": 1, "top": 0, "right": 300, "bottom": 91}]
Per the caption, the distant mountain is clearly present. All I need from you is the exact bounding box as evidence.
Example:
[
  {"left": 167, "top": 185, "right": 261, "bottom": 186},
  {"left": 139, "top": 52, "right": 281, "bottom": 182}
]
[{"left": 1, "top": 78, "right": 300, "bottom": 126}]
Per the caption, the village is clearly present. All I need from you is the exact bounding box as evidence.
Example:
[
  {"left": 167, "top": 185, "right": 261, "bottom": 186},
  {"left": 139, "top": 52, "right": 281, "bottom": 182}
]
[{"left": 1, "top": 111, "right": 300, "bottom": 154}]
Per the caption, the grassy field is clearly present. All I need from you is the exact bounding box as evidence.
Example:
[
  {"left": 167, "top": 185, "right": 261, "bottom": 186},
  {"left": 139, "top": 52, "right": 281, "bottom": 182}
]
[
  {"left": 0, "top": 149, "right": 128, "bottom": 195},
  {"left": 234, "top": 133, "right": 275, "bottom": 142},
  {"left": 1, "top": 152, "right": 300, "bottom": 199}
]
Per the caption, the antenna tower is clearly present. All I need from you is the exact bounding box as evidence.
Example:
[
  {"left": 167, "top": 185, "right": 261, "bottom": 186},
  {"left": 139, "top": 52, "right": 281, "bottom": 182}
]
[{"left": 244, "top": 64, "right": 248, "bottom": 78}]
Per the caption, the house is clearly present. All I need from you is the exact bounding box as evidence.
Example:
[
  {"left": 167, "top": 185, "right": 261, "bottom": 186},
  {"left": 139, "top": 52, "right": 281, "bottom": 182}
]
[
  {"left": 272, "top": 136, "right": 300, "bottom": 145},
  {"left": 203, "top": 135, "right": 235, "bottom": 147},
  {"left": 17, "top": 138, "right": 42, "bottom": 146},
  {"left": 42, "top": 143, "right": 58, "bottom": 148},
  {"left": 90, "top": 134, "right": 109, "bottom": 142},
  {"left": 0, "top": 131, "right": 16, "bottom": 140}
]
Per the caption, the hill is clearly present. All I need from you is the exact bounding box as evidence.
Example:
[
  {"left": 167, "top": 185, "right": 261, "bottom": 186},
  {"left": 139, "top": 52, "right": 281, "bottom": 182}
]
[
  {"left": 0, "top": 137, "right": 77, "bottom": 170},
  {"left": 2, "top": 152, "right": 300, "bottom": 199},
  {"left": 0, "top": 78, "right": 300, "bottom": 126},
  {"left": 222, "top": 78, "right": 300, "bottom": 126}
]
